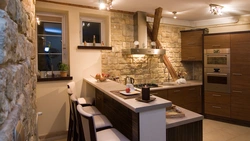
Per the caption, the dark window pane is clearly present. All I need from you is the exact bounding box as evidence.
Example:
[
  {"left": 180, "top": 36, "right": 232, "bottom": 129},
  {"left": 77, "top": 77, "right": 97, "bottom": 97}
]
[
  {"left": 38, "top": 54, "right": 62, "bottom": 71},
  {"left": 82, "top": 21, "right": 101, "bottom": 43},
  {"left": 37, "top": 21, "right": 62, "bottom": 71}
]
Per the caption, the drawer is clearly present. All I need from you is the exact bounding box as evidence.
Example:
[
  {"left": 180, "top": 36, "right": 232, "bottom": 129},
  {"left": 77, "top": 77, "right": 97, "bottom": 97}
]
[
  {"left": 205, "top": 103, "right": 230, "bottom": 118},
  {"left": 205, "top": 91, "right": 230, "bottom": 105}
]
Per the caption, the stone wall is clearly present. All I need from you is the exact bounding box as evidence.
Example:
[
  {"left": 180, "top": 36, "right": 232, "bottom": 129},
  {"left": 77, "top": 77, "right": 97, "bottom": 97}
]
[
  {"left": 102, "top": 12, "right": 202, "bottom": 84},
  {"left": 0, "top": 0, "right": 36, "bottom": 140}
]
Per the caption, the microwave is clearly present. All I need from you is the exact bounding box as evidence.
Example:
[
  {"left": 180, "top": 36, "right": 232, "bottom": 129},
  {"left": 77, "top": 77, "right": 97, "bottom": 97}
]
[{"left": 204, "top": 48, "right": 230, "bottom": 68}]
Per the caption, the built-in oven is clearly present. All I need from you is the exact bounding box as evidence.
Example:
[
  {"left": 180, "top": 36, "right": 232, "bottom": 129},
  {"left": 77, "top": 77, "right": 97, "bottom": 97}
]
[
  {"left": 204, "top": 67, "right": 230, "bottom": 93},
  {"left": 204, "top": 48, "right": 230, "bottom": 68}
]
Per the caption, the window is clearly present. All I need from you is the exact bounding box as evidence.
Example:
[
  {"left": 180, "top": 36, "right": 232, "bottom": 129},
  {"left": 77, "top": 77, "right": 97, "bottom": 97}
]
[
  {"left": 80, "top": 17, "right": 106, "bottom": 45},
  {"left": 36, "top": 13, "right": 68, "bottom": 74}
]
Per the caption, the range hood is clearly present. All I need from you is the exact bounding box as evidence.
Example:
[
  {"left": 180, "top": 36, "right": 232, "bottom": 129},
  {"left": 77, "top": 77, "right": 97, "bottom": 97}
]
[{"left": 122, "top": 11, "right": 166, "bottom": 55}]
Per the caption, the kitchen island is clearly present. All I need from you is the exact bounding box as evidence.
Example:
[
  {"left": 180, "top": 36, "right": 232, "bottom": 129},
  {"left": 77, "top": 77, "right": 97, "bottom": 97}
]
[{"left": 83, "top": 77, "right": 203, "bottom": 141}]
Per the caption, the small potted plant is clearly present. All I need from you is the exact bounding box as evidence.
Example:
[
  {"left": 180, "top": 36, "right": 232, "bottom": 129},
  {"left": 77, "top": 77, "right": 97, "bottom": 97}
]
[{"left": 58, "top": 62, "right": 69, "bottom": 77}]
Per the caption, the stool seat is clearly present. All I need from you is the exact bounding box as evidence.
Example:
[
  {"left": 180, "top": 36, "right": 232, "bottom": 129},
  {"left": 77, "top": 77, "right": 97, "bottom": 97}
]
[
  {"left": 78, "top": 97, "right": 94, "bottom": 105},
  {"left": 97, "top": 128, "right": 130, "bottom": 141},
  {"left": 94, "top": 115, "right": 113, "bottom": 130},
  {"left": 82, "top": 106, "right": 101, "bottom": 115}
]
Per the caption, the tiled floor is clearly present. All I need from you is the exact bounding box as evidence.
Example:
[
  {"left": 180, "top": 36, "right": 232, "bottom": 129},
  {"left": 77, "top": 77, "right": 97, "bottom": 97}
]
[
  {"left": 53, "top": 119, "right": 250, "bottom": 141},
  {"left": 203, "top": 119, "right": 250, "bottom": 141}
]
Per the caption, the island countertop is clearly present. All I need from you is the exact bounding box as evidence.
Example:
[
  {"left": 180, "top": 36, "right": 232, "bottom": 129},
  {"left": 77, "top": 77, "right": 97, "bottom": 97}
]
[
  {"left": 166, "top": 106, "right": 204, "bottom": 129},
  {"left": 83, "top": 77, "right": 172, "bottom": 113}
]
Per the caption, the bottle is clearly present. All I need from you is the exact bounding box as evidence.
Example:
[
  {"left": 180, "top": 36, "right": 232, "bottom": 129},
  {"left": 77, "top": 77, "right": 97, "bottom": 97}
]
[{"left": 93, "top": 35, "right": 96, "bottom": 46}]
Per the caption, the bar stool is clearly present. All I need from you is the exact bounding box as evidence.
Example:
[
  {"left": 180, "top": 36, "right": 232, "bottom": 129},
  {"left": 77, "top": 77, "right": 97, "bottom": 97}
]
[
  {"left": 67, "top": 81, "right": 98, "bottom": 141},
  {"left": 67, "top": 81, "right": 94, "bottom": 106},
  {"left": 71, "top": 95, "right": 112, "bottom": 141},
  {"left": 77, "top": 104, "right": 130, "bottom": 141}
]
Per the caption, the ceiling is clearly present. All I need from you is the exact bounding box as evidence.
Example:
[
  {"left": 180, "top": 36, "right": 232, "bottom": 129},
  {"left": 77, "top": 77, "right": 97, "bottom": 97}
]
[{"left": 45, "top": 0, "right": 250, "bottom": 21}]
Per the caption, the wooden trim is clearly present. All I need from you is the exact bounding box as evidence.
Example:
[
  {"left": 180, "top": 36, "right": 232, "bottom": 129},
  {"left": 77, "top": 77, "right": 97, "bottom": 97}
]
[
  {"left": 77, "top": 46, "right": 112, "bottom": 50},
  {"left": 37, "top": 0, "right": 134, "bottom": 15},
  {"left": 37, "top": 76, "right": 73, "bottom": 82}
]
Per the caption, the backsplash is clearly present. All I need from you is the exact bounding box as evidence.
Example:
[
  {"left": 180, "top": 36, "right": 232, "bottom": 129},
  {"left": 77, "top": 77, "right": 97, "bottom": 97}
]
[{"left": 101, "top": 12, "right": 202, "bottom": 84}]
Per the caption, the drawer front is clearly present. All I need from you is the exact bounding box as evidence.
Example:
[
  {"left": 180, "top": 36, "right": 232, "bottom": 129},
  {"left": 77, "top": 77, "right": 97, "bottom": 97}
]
[
  {"left": 181, "top": 47, "right": 202, "bottom": 61},
  {"left": 205, "top": 91, "right": 230, "bottom": 104},
  {"left": 205, "top": 103, "right": 230, "bottom": 118}
]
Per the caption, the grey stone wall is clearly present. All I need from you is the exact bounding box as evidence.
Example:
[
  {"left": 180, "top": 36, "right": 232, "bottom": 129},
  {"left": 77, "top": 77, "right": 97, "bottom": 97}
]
[
  {"left": 102, "top": 12, "right": 202, "bottom": 84},
  {"left": 0, "top": 0, "right": 36, "bottom": 140}
]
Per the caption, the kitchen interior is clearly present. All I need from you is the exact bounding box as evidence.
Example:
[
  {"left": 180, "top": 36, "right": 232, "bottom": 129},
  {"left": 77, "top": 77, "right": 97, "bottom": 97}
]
[{"left": 1, "top": 0, "right": 250, "bottom": 141}]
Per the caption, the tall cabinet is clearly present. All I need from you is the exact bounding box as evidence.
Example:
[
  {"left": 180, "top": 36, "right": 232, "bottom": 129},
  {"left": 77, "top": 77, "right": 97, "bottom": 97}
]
[
  {"left": 180, "top": 29, "right": 208, "bottom": 61},
  {"left": 230, "top": 32, "right": 250, "bottom": 122}
]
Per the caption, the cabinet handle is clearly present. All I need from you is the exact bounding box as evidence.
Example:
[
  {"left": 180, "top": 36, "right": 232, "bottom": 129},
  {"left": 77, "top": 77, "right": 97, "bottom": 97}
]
[
  {"left": 189, "top": 88, "right": 195, "bottom": 91},
  {"left": 174, "top": 90, "right": 180, "bottom": 93},
  {"left": 212, "top": 94, "right": 221, "bottom": 97},
  {"left": 232, "top": 73, "right": 242, "bottom": 76},
  {"left": 232, "top": 90, "right": 242, "bottom": 93},
  {"left": 212, "top": 106, "right": 221, "bottom": 109},
  {"left": 212, "top": 45, "right": 221, "bottom": 47}
]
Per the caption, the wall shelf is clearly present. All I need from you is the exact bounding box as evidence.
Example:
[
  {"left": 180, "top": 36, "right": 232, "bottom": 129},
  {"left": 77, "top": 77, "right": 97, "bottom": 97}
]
[
  {"left": 77, "top": 46, "right": 112, "bottom": 50},
  {"left": 37, "top": 76, "right": 73, "bottom": 82}
]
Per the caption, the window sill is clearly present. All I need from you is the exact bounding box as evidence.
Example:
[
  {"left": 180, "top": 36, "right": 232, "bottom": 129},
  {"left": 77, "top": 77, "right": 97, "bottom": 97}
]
[
  {"left": 37, "top": 76, "right": 73, "bottom": 82},
  {"left": 77, "top": 45, "right": 112, "bottom": 50}
]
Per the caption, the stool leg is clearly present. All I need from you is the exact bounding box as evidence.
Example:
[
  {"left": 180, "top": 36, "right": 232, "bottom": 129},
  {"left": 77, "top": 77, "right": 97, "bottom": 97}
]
[{"left": 67, "top": 113, "right": 73, "bottom": 141}]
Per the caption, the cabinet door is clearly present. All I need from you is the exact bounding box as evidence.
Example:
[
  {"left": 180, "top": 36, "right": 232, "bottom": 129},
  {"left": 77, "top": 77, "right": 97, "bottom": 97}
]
[
  {"left": 204, "top": 34, "right": 230, "bottom": 49},
  {"left": 151, "top": 90, "right": 168, "bottom": 99},
  {"left": 167, "top": 88, "right": 185, "bottom": 107},
  {"left": 181, "top": 30, "right": 203, "bottom": 61},
  {"left": 183, "top": 86, "right": 202, "bottom": 113},
  {"left": 231, "top": 85, "right": 250, "bottom": 121},
  {"left": 205, "top": 91, "right": 230, "bottom": 118}
]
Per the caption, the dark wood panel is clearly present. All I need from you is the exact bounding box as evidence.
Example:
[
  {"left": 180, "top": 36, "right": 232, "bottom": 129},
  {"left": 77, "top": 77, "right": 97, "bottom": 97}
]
[
  {"left": 95, "top": 89, "right": 139, "bottom": 141},
  {"left": 166, "top": 120, "right": 203, "bottom": 141},
  {"left": 204, "top": 34, "right": 230, "bottom": 49},
  {"left": 231, "top": 43, "right": 250, "bottom": 67},
  {"left": 205, "top": 91, "right": 230, "bottom": 104},
  {"left": 231, "top": 32, "right": 250, "bottom": 43}
]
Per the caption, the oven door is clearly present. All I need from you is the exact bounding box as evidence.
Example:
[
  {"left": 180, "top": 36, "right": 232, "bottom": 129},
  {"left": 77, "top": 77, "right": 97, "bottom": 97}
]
[
  {"left": 204, "top": 71, "right": 230, "bottom": 93},
  {"left": 204, "top": 53, "right": 230, "bottom": 68}
]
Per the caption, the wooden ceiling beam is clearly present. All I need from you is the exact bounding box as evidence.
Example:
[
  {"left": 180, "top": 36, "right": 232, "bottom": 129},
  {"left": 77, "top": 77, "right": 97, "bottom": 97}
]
[{"left": 151, "top": 7, "right": 162, "bottom": 42}]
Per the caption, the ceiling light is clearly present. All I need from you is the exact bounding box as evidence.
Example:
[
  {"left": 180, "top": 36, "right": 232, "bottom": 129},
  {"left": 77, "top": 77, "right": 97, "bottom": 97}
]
[
  {"left": 172, "top": 11, "right": 177, "bottom": 19},
  {"left": 209, "top": 4, "right": 223, "bottom": 15},
  {"left": 99, "top": 0, "right": 113, "bottom": 10}
]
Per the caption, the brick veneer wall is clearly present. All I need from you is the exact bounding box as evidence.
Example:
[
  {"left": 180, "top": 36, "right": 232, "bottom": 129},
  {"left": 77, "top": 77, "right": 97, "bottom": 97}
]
[
  {"left": 0, "top": 0, "right": 37, "bottom": 140},
  {"left": 101, "top": 12, "right": 202, "bottom": 84}
]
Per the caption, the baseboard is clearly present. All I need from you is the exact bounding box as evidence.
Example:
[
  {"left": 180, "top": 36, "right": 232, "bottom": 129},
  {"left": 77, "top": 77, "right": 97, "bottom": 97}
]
[{"left": 39, "top": 131, "right": 67, "bottom": 141}]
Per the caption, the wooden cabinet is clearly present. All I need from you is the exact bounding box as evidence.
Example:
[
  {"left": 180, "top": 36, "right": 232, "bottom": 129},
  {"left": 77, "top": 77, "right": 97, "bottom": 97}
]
[
  {"left": 152, "top": 86, "right": 202, "bottom": 113},
  {"left": 230, "top": 32, "right": 250, "bottom": 122},
  {"left": 95, "top": 89, "right": 104, "bottom": 113},
  {"left": 204, "top": 34, "right": 230, "bottom": 49},
  {"left": 205, "top": 91, "right": 231, "bottom": 118},
  {"left": 168, "top": 86, "right": 202, "bottom": 113},
  {"left": 181, "top": 29, "right": 207, "bottom": 61}
]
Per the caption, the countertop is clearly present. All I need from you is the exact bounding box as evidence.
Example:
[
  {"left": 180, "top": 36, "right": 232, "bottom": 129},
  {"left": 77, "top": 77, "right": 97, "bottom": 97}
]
[
  {"left": 83, "top": 77, "right": 172, "bottom": 113},
  {"left": 166, "top": 106, "right": 204, "bottom": 129},
  {"left": 151, "top": 80, "right": 202, "bottom": 91}
]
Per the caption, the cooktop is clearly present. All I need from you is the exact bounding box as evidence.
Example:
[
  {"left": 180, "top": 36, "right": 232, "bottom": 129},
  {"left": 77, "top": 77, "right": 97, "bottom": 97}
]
[{"left": 134, "top": 83, "right": 159, "bottom": 89}]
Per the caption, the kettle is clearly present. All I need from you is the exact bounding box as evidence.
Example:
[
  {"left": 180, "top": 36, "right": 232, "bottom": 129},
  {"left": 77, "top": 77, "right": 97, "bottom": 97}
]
[{"left": 125, "top": 76, "right": 134, "bottom": 84}]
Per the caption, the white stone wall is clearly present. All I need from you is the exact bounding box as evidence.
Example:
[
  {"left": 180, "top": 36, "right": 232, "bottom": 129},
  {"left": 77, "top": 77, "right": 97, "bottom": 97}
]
[
  {"left": 0, "top": 0, "right": 36, "bottom": 140},
  {"left": 102, "top": 12, "right": 202, "bottom": 85}
]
